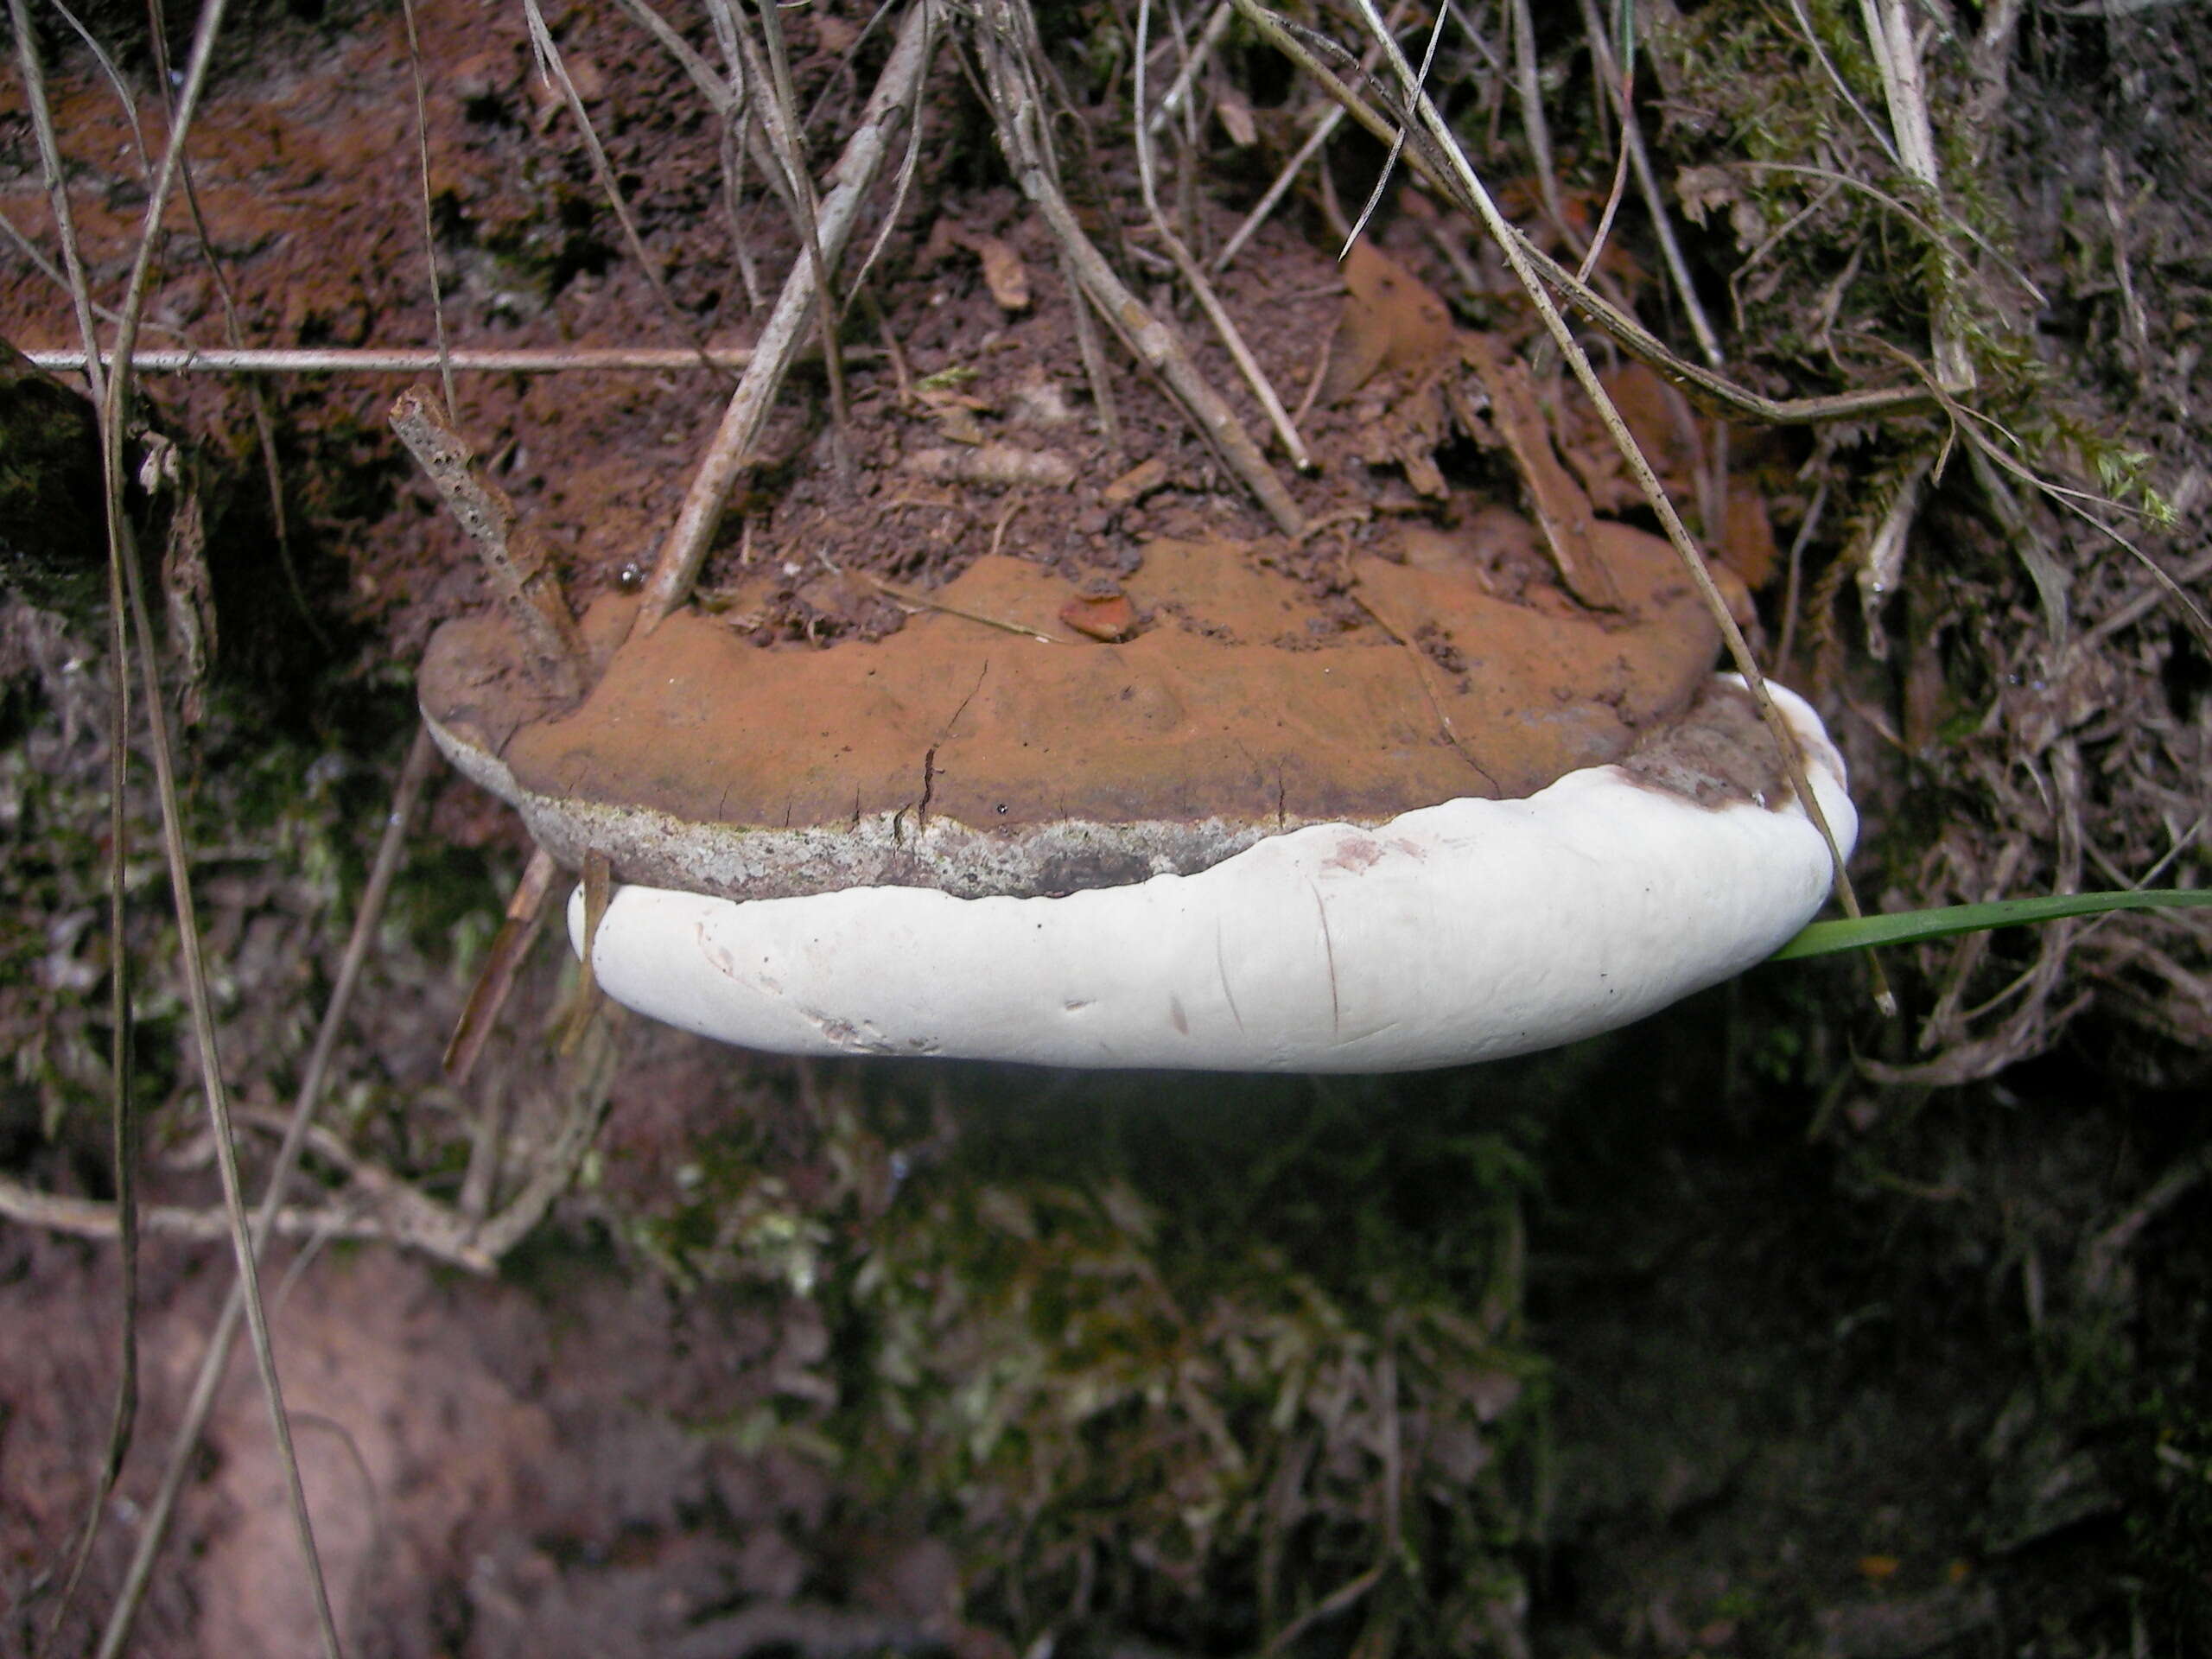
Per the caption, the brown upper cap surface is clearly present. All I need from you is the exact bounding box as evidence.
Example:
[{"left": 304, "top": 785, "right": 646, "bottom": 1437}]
[{"left": 420, "top": 526, "right": 1723, "bottom": 898}]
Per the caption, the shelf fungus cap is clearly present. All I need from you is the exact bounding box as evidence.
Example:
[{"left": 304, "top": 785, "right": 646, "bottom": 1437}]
[{"left": 420, "top": 529, "right": 1854, "bottom": 1071}]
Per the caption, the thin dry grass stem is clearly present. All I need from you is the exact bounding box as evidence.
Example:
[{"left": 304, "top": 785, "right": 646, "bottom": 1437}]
[
  {"left": 82, "top": 724, "right": 598, "bottom": 1657},
  {"left": 1058, "top": 247, "right": 1124, "bottom": 458},
  {"left": 1322, "top": 0, "right": 1891, "bottom": 1011},
  {"left": 563, "top": 850, "right": 614, "bottom": 1055},
  {"left": 1905, "top": 372, "right": 2212, "bottom": 648},
  {"left": 1505, "top": 0, "right": 1578, "bottom": 256},
  {"left": 1338, "top": 4, "right": 1442, "bottom": 258},
  {"left": 47, "top": 380, "right": 142, "bottom": 1659},
  {"left": 637, "top": 0, "right": 938, "bottom": 632},
  {"left": 609, "top": 0, "right": 769, "bottom": 306},
  {"left": 861, "top": 286, "right": 916, "bottom": 404},
  {"left": 135, "top": 5, "right": 330, "bottom": 657},
  {"left": 81, "top": 1019, "right": 621, "bottom": 1628},
  {"left": 42, "top": 0, "right": 346, "bottom": 1640},
  {"left": 447, "top": 848, "right": 560, "bottom": 1084},
  {"left": 1262, "top": 1560, "right": 1387, "bottom": 1656},
  {"left": 48, "top": 0, "right": 149, "bottom": 165},
  {"left": 1914, "top": 838, "right": 2025, "bottom": 1054},
  {"left": 1772, "top": 475, "right": 1829, "bottom": 677},
  {"left": 458, "top": 1071, "right": 512, "bottom": 1222},
  {"left": 9, "top": 13, "right": 138, "bottom": 1640},
  {"left": 9, "top": 14, "right": 105, "bottom": 407},
  {"left": 2086, "top": 546, "right": 2212, "bottom": 646},
  {"left": 468, "top": 1012, "right": 624, "bottom": 1262},
  {"left": 979, "top": 0, "right": 1305, "bottom": 536},
  {"left": 43, "top": 575, "right": 142, "bottom": 1648},
  {"left": 1867, "top": 748, "right": 2090, "bottom": 1084},
  {"left": 0, "top": 1173, "right": 486, "bottom": 1259},
  {"left": 617, "top": 0, "right": 731, "bottom": 105},
  {"left": 262, "top": 725, "right": 444, "bottom": 1211},
  {"left": 520, "top": 0, "right": 723, "bottom": 378},
  {"left": 1214, "top": 98, "right": 1342, "bottom": 273},
  {"left": 1578, "top": 125, "right": 1630, "bottom": 287},
  {"left": 112, "top": 519, "right": 347, "bottom": 1659},
  {"left": 1143, "top": 0, "right": 1234, "bottom": 137},
  {"left": 1135, "top": 0, "right": 1313, "bottom": 471},
  {"left": 835, "top": 24, "right": 934, "bottom": 318},
  {"left": 1779, "top": 0, "right": 1898, "bottom": 169},
  {"left": 2080, "top": 1148, "right": 2212, "bottom": 1305},
  {"left": 1856, "top": 0, "right": 1972, "bottom": 392},
  {"left": 1729, "top": 178, "right": 1844, "bottom": 334},
  {"left": 849, "top": 564, "right": 1065, "bottom": 643},
  {"left": 1575, "top": 0, "right": 1723, "bottom": 368},
  {"left": 398, "top": 0, "right": 459, "bottom": 416},
  {"left": 2100, "top": 148, "right": 2152, "bottom": 378},
  {"left": 0, "top": 211, "right": 156, "bottom": 341},
  {"left": 720, "top": 118, "right": 769, "bottom": 310},
  {"left": 2042, "top": 491, "right": 2211, "bottom": 647},
  {"left": 30, "top": 346, "right": 797, "bottom": 372},
  {"left": 1735, "top": 160, "right": 2043, "bottom": 307},
  {"left": 389, "top": 388, "right": 590, "bottom": 699},
  {"left": 724, "top": 0, "right": 856, "bottom": 481},
  {"left": 0, "top": 730, "right": 446, "bottom": 1268}
]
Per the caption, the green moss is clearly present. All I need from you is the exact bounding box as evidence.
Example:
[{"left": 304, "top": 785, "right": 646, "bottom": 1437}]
[{"left": 620, "top": 1065, "right": 1548, "bottom": 1650}]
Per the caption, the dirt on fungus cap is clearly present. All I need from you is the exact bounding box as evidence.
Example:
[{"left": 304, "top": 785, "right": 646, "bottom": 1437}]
[
  {"left": 419, "top": 524, "right": 1857, "bottom": 1071},
  {"left": 421, "top": 521, "right": 1729, "bottom": 901}
]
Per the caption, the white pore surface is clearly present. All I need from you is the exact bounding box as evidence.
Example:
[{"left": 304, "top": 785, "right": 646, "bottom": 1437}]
[{"left": 569, "top": 681, "right": 1856, "bottom": 1072}]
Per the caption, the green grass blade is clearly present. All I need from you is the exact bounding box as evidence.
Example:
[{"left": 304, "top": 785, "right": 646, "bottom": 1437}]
[{"left": 1770, "top": 889, "right": 2212, "bottom": 962}]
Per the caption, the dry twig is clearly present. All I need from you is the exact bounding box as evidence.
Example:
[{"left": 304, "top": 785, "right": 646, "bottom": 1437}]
[{"left": 389, "top": 388, "right": 590, "bottom": 701}]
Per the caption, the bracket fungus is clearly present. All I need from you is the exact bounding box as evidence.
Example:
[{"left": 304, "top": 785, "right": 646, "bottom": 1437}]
[{"left": 421, "top": 522, "right": 1854, "bottom": 1071}]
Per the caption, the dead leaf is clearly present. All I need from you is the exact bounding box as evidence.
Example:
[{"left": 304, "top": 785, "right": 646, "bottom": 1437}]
[
  {"left": 918, "top": 381, "right": 995, "bottom": 446},
  {"left": 1320, "top": 241, "right": 1459, "bottom": 405},
  {"left": 926, "top": 404, "right": 988, "bottom": 446},
  {"left": 1102, "top": 457, "right": 1170, "bottom": 506},
  {"left": 969, "top": 232, "right": 1030, "bottom": 313},
  {"left": 1674, "top": 162, "right": 1766, "bottom": 249},
  {"left": 1721, "top": 481, "right": 1778, "bottom": 589},
  {"left": 1349, "top": 371, "right": 1454, "bottom": 499},
  {"left": 930, "top": 219, "right": 1032, "bottom": 313},
  {"left": 1596, "top": 360, "right": 1703, "bottom": 501},
  {"left": 1216, "top": 85, "right": 1257, "bottom": 147},
  {"left": 1459, "top": 334, "right": 1621, "bottom": 611}
]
